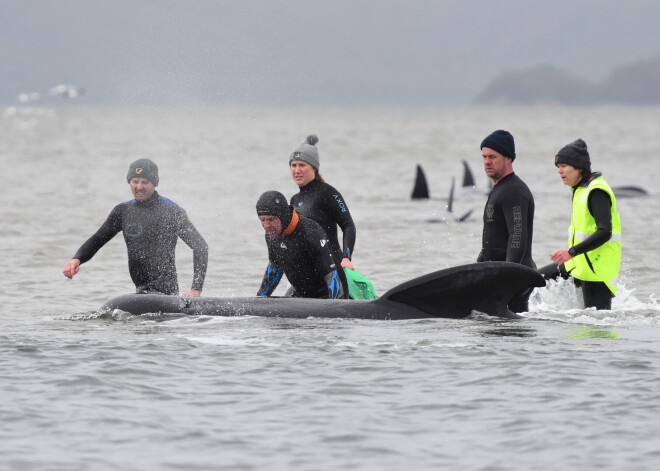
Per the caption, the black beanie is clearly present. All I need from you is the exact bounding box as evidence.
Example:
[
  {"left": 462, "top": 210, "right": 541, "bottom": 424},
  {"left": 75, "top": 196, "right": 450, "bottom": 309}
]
[
  {"left": 127, "top": 158, "right": 159, "bottom": 186},
  {"left": 256, "top": 191, "right": 293, "bottom": 229},
  {"left": 555, "top": 139, "right": 591, "bottom": 172},
  {"left": 480, "top": 130, "right": 516, "bottom": 160}
]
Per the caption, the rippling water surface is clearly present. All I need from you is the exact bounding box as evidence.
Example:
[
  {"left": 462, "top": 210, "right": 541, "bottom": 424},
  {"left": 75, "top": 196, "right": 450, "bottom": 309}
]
[{"left": 2, "top": 105, "right": 659, "bottom": 470}]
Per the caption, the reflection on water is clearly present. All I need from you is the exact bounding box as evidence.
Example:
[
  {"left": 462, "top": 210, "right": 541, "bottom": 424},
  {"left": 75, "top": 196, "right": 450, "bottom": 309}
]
[
  {"left": 568, "top": 327, "right": 620, "bottom": 339},
  {"left": 479, "top": 325, "right": 537, "bottom": 338}
]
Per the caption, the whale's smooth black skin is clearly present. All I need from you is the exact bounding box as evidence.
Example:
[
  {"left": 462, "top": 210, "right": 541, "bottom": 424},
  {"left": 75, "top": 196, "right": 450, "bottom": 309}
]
[
  {"left": 100, "top": 262, "right": 546, "bottom": 320},
  {"left": 611, "top": 186, "right": 649, "bottom": 198}
]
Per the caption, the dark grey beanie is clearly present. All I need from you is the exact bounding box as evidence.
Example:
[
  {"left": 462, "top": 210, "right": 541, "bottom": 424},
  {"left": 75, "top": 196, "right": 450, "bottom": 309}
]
[
  {"left": 289, "top": 134, "right": 320, "bottom": 170},
  {"left": 480, "top": 130, "right": 516, "bottom": 160},
  {"left": 127, "top": 158, "right": 159, "bottom": 186},
  {"left": 555, "top": 139, "right": 591, "bottom": 172}
]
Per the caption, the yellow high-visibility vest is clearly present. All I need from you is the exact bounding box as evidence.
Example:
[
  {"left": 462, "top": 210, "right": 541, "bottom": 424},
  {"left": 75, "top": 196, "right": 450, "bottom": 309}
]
[{"left": 564, "top": 176, "right": 621, "bottom": 295}]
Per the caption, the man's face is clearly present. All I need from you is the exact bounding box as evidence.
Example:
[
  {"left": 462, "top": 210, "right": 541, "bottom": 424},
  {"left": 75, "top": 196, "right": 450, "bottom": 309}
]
[
  {"left": 481, "top": 147, "right": 511, "bottom": 182},
  {"left": 129, "top": 177, "right": 156, "bottom": 202},
  {"left": 259, "top": 215, "right": 283, "bottom": 237}
]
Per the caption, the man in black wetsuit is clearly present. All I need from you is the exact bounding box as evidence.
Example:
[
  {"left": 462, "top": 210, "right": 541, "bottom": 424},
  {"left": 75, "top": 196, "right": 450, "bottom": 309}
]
[
  {"left": 256, "top": 191, "right": 348, "bottom": 299},
  {"left": 477, "top": 130, "right": 536, "bottom": 312},
  {"left": 62, "top": 158, "right": 208, "bottom": 296}
]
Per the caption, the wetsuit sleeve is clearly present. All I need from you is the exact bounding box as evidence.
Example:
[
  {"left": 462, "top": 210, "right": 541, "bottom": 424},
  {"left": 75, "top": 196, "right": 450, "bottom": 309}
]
[
  {"left": 176, "top": 209, "right": 209, "bottom": 292},
  {"left": 500, "top": 191, "right": 532, "bottom": 264},
  {"left": 257, "top": 262, "right": 284, "bottom": 296},
  {"left": 570, "top": 189, "right": 613, "bottom": 256},
  {"left": 72, "top": 206, "right": 123, "bottom": 264},
  {"left": 323, "top": 270, "right": 345, "bottom": 299},
  {"left": 325, "top": 187, "right": 356, "bottom": 259}
]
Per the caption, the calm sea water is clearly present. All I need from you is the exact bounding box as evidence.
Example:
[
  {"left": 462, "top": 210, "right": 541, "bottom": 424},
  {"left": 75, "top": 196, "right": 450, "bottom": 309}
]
[{"left": 2, "top": 105, "right": 659, "bottom": 470}]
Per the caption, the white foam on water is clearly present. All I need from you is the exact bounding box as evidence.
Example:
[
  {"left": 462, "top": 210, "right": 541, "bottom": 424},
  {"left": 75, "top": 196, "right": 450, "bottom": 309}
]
[
  {"left": 527, "top": 278, "right": 660, "bottom": 326},
  {"left": 184, "top": 335, "right": 280, "bottom": 347}
]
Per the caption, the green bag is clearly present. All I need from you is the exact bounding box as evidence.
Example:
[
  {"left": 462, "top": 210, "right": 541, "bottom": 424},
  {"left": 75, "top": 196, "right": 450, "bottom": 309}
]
[{"left": 344, "top": 268, "right": 378, "bottom": 300}]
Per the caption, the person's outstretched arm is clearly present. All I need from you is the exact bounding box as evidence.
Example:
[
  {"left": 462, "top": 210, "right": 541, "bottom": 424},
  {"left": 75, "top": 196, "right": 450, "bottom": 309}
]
[{"left": 63, "top": 206, "right": 122, "bottom": 279}]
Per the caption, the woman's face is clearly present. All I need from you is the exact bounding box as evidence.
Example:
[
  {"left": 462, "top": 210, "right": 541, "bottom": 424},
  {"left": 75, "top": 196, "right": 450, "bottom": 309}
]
[
  {"left": 290, "top": 160, "right": 316, "bottom": 187},
  {"left": 557, "top": 163, "right": 582, "bottom": 187}
]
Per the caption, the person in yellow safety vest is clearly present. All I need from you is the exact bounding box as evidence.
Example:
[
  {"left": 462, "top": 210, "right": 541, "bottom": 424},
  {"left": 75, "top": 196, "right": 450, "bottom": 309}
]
[{"left": 539, "top": 139, "right": 622, "bottom": 310}]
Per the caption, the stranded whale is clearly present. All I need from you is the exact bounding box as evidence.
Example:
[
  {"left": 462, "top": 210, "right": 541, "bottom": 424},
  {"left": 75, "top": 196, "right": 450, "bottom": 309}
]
[{"left": 101, "top": 262, "right": 545, "bottom": 320}]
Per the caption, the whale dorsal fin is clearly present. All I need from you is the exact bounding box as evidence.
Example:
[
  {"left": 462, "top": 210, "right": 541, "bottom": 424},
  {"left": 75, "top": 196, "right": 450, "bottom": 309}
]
[
  {"left": 447, "top": 177, "right": 455, "bottom": 212},
  {"left": 378, "top": 261, "right": 545, "bottom": 319},
  {"left": 462, "top": 160, "right": 476, "bottom": 187},
  {"left": 411, "top": 164, "right": 430, "bottom": 199}
]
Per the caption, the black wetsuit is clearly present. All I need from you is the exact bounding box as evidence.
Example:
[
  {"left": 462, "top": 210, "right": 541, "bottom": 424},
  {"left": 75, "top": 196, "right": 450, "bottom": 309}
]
[
  {"left": 73, "top": 191, "right": 208, "bottom": 295},
  {"left": 478, "top": 172, "right": 536, "bottom": 312},
  {"left": 257, "top": 215, "right": 348, "bottom": 299},
  {"left": 539, "top": 175, "right": 614, "bottom": 309},
  {"left": 290, "top": 179, "right": 356, "bottom": 262}
]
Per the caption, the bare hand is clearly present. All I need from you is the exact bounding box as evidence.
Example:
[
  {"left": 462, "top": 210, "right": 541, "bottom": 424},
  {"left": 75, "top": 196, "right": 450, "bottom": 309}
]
[
  {"left": 183, "top": 289, "right": 202, "bottom": 297},
  {"left": 550, "top": 249, "right": 572, "bottom": 265},
  {"left": 341, "top": 258, "right": 354, "bottom": 270},
  {"left": 63, "top": 259, "right": 81, "bottom": 279}
]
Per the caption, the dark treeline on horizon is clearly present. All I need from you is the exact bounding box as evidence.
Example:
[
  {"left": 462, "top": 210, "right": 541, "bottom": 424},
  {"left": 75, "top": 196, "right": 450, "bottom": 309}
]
[{"left": 475, "top": 55, "right": 660, "bottom": 105}]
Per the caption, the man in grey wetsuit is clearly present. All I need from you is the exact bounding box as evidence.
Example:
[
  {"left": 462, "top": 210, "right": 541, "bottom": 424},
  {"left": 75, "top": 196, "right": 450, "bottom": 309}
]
[{"left": 62, "top": 158, "right": 208, "bottom": 296}]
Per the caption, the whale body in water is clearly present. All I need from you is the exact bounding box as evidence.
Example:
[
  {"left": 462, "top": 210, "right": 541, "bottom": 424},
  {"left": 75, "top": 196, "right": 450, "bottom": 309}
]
[{"left": 101, "top": 262, "right": 545, "bottom": 320}]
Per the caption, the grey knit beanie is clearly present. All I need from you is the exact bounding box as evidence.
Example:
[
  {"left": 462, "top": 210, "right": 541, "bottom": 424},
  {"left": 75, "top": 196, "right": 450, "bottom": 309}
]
[{"left": 289, "top": 134, "right": 320, "bottom": 170}]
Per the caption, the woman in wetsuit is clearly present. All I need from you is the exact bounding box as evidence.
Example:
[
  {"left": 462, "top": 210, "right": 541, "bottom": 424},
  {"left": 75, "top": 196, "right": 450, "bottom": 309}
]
[
  {"left": 288, "top": 134, "right": 356, "bottom": 270},
  {"left": 541, "top": 139, "right": 622, "bottom": 310}
]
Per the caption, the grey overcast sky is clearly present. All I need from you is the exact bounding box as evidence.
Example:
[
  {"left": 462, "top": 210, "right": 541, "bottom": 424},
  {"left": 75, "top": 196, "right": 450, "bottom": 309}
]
[{"left": 2, "top": 0, "right": 660, "bottom": 106}]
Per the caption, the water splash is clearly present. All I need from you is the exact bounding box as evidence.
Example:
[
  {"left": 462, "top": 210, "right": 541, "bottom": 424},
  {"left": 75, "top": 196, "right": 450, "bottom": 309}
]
[{"left": 527, "top": 278, "right": 660, "bottom": 326}]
